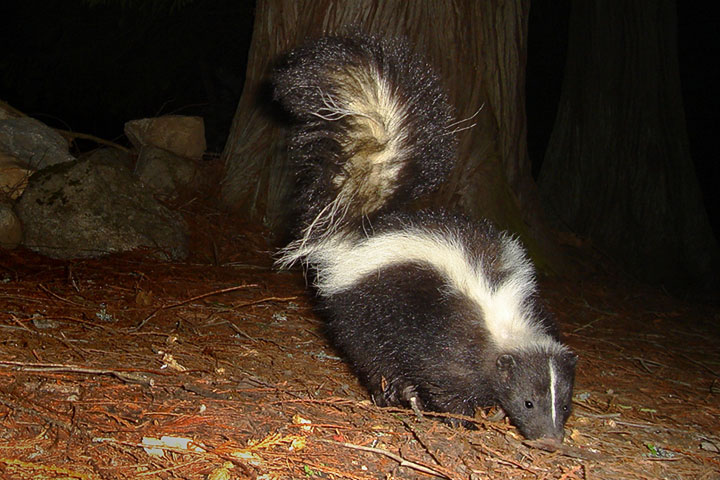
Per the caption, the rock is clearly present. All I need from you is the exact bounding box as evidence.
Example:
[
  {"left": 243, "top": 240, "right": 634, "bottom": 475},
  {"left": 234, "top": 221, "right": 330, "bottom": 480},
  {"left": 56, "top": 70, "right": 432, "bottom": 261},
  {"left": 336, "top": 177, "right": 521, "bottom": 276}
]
[
  {"left": 134, "top": 146, "right": 199, "bottom": 197},
  {"left": 80, "top": 147, "right": 133, "bottom": 171},
  {"left": 0, "top": 202, "right": 22, "bottom": 250},
  {"left": 124, "top": 116, "right": 206, "bottom": 160},
  {"left": 0, "top": 117, "right": 75, "bottom": 168},
  {"left": 15, "top": 156, "right": 188, "bottom": 260},
  {"left": 0, "top": 153, "right": 34, "bottom": 199},
  {"left": 0, "top": 104, "right": 16, "bottom": 120}
]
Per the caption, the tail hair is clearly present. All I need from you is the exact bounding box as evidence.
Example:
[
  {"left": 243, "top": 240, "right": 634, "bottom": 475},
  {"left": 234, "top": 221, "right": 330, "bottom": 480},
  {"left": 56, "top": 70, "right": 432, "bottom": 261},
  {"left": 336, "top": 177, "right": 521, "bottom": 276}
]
[{"left": 273, "top": 33, "right": 457, "bottom": 266}]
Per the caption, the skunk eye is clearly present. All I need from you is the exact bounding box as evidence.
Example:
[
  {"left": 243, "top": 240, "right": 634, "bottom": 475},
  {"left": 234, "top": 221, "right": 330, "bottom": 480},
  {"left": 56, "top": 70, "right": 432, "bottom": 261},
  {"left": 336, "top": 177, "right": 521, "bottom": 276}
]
[
  {"left": 562, "top": 405, "right": 569, "bottom": 412},
  {"left": 525, "top": 401, "right": 534, "bottom": 409}
]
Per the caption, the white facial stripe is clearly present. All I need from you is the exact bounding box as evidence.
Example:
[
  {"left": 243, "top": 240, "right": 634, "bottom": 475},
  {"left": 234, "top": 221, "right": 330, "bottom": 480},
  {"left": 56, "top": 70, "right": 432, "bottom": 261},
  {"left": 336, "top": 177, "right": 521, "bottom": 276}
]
[{"left": 549, "top": 357, "right": 557, "bottom": 425}]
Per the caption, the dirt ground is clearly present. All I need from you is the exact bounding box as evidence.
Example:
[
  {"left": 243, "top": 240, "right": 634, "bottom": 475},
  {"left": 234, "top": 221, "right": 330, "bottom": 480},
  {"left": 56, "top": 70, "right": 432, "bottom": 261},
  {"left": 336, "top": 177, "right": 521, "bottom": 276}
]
[{"left": 1, "top": 208, "right": 718, "bottom": 480}]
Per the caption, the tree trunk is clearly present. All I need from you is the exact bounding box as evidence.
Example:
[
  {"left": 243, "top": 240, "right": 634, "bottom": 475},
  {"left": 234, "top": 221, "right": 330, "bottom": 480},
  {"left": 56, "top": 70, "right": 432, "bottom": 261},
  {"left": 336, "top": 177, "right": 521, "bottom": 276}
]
[
  {"left": 538, "top": 0, "right": 719, "bottom": 287},
  {"left": 220, "top": 0, "right": 559, "bottom": 267}
]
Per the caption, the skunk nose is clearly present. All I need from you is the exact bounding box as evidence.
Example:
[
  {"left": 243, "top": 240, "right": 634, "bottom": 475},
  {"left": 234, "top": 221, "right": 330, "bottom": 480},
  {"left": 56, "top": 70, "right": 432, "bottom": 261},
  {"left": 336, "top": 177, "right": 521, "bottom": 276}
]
[{"left": 529, "top": 436, "right": 563, "bottom": 452}]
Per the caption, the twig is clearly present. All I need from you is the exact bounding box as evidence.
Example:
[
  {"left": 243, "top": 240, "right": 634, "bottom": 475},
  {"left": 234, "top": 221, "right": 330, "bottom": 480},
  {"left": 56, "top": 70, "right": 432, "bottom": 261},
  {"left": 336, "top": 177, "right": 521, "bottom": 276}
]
[
  {"left": 0, "top": 395, "right": 72, "bottom": 431},
  {"left": 163, "top": 284, "right": 260, "bottom": 310},
  {"left": 677, "top": 352, "right": 720, "bottom": 378},
  {"left": 44, "top": 315, "right": 116, "bottom": 332},
  {"left": 38, "top": 284, "right": 90, "bottom": 308},
  {"left": 379, "top": 405, "right": 494, "bottom": 432},
  {"left": 558, "top": 464, "right": 585, "bottom": 480},
  {"left": 573, "top": 316, "right": 603, "bottom": 333},
  {"left": 666, "top": 446, "right": 720, "bottom": 468},
  {"left": 91, "top": 437, "right": 205, "bottom": 456},
  {"left": 0, "top": 457, "right": 97, "bottom": 480},
  {"left": 92, "top": 437, "right": 255, "bottom": 477},
  {"left": 471, "top": 442, "right": 538, "bottom": 474},
  {"left": 634, "top": 356, "right": 662, "bottom": 374},
  {"left": 23, "top": 367, "right": 155, "bottom": 387},
  {"left": 137, "top": 458, "right": 206, "bottom": 476},
  {"left": 56, "top": 128, "right": 131, "bottom": 153},
  {"left": 0, "top": 360, "right": 169, "bottom": 386},
  {"left": 320, "top": 439, "right": 456, "bottom": 479},
  {"left": 400, "top": 417, "right": 450, "bottom": 475},
  {"left": 10, "top": 314, "right": 87, "bottom": 358},
  {"left": 232, "top": 295, "right": 299, "bottom": 308},
  {"left": 226, "top": 322, "right": 257, "bottom": 341},
  {"left": 10, "top": 314, "right": 34, "bottom": 333},
  {"left": 134, "top": 284, "right": 259, "bottom": 330}
]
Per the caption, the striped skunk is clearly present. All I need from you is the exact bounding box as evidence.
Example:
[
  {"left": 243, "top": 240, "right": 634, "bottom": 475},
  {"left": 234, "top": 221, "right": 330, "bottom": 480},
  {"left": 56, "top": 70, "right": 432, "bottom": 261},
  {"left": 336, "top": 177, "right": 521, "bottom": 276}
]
[{"left": 273, "top": 34, "right": 577, "bottom": 443}]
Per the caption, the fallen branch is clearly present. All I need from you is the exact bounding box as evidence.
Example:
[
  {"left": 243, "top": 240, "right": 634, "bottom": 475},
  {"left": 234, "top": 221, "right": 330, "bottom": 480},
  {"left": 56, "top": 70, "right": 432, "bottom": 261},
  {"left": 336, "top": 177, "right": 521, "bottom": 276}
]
[{"left": 0, "top": 360, "right": 169, "bottom": 386}]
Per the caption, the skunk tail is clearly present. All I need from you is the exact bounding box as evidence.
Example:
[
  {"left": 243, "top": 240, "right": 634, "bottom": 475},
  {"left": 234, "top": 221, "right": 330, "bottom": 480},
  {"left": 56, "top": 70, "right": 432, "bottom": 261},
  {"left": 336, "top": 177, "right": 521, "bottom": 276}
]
[{"left": 273, "top": 34, "right": 457, "bottom": 266}]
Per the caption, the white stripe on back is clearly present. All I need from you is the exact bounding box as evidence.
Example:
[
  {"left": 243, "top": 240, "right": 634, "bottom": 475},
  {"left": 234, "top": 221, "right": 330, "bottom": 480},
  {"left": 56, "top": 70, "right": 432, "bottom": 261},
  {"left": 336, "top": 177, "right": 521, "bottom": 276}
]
[{"left": 298, "top": 227, "right": 547, "bottom": 350}]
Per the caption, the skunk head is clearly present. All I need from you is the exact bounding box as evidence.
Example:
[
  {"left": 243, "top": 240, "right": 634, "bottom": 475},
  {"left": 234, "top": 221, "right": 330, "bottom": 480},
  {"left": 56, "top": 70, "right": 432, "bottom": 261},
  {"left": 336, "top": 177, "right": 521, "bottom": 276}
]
[{"left": 494, "top": 346, "right": 577, "bottom": 442}]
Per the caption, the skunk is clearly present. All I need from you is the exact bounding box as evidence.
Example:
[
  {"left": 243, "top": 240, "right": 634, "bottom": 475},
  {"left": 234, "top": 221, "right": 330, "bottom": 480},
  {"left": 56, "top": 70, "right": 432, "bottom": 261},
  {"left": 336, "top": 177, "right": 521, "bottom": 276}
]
[{"left": 273, "top": 34, "right": 577, "bottom": 442}]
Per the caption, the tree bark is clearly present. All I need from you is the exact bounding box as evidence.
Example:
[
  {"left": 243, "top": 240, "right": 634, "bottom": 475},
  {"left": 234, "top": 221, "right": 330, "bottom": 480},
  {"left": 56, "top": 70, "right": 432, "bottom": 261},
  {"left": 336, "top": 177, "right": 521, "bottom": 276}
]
[
  {"left": 538, "top": 0, "right": 719, "bottom": 287},
  {"left": 220, "top": 0, "right": 559, "bottom": 267}
]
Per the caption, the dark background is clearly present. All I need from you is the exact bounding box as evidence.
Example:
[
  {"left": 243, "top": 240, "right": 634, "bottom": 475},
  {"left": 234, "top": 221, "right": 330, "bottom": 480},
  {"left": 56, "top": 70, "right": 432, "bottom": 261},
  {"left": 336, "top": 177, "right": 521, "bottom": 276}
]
[{"left": 2, "top": 1, "right": 717, "bottom": 238}]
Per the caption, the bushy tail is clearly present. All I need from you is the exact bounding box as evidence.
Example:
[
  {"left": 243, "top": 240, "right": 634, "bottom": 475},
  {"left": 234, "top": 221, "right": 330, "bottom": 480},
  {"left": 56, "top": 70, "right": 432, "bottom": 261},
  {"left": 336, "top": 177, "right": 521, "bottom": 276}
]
[{"left": 273, "top": 34, "right": 457, "bottom": 266}]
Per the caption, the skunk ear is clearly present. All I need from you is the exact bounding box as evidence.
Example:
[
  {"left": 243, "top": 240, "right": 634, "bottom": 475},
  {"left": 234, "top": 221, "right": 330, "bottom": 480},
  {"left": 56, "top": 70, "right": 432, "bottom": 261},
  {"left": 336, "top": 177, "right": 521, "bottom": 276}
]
[
  {"left": 496, "top": 354, "right": 516, "bottom": 371},
  {"left": 564, "top": 351, "right": 579, "bottom": 367}
]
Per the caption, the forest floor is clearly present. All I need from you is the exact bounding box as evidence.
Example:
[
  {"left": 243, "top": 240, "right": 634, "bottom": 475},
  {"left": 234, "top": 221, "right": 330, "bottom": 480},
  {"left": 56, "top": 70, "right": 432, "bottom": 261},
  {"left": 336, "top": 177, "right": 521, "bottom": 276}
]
[{"left": 1, "top": 205, "right": 719, "bottom": 480}]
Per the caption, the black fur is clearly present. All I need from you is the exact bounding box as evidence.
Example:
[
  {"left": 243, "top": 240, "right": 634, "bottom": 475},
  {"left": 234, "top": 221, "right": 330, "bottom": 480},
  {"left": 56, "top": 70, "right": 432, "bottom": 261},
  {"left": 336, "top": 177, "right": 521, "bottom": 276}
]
[
  {"left": 320, "top": 210, "right": 575, "bottom": 438},
  {"left": 273, "top": 34, "right": 577, "bottom": 442}
]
